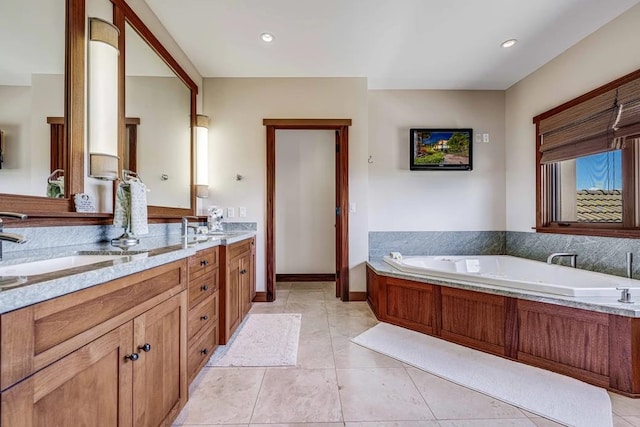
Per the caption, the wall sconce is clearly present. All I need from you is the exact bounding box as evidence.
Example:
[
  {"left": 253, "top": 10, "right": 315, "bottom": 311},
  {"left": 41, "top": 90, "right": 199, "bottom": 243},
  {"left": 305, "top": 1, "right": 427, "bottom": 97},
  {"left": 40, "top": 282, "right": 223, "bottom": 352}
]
[
  {"left": 195, "top": 114, "right": 210, "bottom": 198},
  {"left": 88, "top": 18, "right": 119, "bottom": 180}
]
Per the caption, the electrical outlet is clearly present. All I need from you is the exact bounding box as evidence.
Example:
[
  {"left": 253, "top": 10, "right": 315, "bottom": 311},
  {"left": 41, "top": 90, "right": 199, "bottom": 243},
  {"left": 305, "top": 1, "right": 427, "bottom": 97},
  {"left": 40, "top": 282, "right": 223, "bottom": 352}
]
[
  {"left": 349, "top": 203, "right": 356, "bottom": 213},
  {"left": 227, "top": 207, "right": 235, "bottom": 218},
  {"left": 239, "top": 207, "right": 247, "bottom": 217},
  {"left": 483, "top": 133, "right": 490, "bottom": 143}
]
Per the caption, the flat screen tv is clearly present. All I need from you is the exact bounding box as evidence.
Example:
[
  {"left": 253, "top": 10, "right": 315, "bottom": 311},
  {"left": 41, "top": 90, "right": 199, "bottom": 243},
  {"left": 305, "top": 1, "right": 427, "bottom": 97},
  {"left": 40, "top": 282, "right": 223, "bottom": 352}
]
[{"left": 410, "top": 128, "right": 473, "bottom": 171}]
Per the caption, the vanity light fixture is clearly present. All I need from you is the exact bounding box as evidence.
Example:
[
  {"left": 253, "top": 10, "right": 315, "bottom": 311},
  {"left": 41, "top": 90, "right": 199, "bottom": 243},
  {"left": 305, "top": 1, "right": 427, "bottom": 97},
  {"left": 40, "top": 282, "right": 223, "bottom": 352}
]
[
  {"left": 195, "top": 114, "right": 210, "bottom": 198},
  {"left": 88, "top": 18, "right": 120, "bottom": 180},
  {"left": 501, "top": 39, "right": 517, "bottom": 48},
  {"left": 261, "top": 32, "right": 274, "bottom": 43}
]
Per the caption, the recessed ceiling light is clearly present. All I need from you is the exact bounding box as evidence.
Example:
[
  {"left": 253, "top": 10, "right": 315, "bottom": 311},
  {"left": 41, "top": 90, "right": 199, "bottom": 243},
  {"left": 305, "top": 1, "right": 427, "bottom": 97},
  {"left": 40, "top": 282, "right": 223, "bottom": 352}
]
[
  {"left": 501, "top": 39, "right": 517, "bottom": 48},
  {"left": 261, "top": 32, "right": 274, "bottom": 43}
]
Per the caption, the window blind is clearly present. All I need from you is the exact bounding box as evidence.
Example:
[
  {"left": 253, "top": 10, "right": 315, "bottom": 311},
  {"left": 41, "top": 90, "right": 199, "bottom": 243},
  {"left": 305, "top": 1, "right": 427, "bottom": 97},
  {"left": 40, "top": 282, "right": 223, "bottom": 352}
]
[{"left": 537, "top": 77, "right": 640, "bottom": 164}]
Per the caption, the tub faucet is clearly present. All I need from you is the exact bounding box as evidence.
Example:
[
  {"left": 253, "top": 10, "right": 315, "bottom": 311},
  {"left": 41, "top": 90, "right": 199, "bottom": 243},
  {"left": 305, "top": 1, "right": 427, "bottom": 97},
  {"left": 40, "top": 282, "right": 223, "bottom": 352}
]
[
  {"left": 547, "top": 252, "right": 577, "bottom": 268},
  {"left": 0, "top": 212, "right": 28, "bottom": 260}
]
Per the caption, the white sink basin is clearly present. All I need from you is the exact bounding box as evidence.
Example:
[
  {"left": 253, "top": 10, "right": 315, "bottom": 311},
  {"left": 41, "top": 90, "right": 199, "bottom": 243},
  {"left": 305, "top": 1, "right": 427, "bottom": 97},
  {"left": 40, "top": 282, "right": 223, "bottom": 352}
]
[{"left": 0, "top": 254, "right": 129, "bottom": 276}]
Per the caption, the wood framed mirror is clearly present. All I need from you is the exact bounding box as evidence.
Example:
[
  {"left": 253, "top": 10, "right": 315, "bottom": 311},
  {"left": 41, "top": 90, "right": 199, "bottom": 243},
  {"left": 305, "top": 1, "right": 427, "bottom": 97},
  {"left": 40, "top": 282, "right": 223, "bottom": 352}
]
[
  {"left": 0, "top": 0, "right": 87, "bottom": 219},
  {"left": 113, "top": 0, "right": 198, "bottom": 218}
]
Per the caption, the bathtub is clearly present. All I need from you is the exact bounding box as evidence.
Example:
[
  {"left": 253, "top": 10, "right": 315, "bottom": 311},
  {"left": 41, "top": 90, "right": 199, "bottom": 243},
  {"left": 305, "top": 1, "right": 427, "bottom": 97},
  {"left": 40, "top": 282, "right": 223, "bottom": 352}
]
[{"left": 383, "top": 254, "right": 636, "bottom": 297}]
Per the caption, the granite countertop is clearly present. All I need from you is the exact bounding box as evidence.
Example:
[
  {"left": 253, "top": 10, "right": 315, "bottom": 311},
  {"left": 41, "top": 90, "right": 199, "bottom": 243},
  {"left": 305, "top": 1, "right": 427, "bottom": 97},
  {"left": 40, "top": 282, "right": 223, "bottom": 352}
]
[
  {"left": 0, "top": 231, "right": 256, "bottom": 314},
  {"left": 367, "top": 259, "right": 640, "bottom": 318}
]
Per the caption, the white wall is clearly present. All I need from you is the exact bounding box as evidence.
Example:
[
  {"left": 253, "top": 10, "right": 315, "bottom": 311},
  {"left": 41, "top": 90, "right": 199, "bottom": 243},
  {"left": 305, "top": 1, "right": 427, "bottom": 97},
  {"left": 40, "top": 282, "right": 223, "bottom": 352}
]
[
  {"left": 505, "top": 3, "right": 640, "bottom": 232},
  {"left": 275, "top": 130, "right": 336, "bottom": 274},
  {"left": 368, "top": 90, "right": 506, "bottom": 231},
  {"left": 126, "top": 76, "right": 191, "bottom": 208},
  {"left": 203, "top": 77, "right": 369, "bottom": 293}
]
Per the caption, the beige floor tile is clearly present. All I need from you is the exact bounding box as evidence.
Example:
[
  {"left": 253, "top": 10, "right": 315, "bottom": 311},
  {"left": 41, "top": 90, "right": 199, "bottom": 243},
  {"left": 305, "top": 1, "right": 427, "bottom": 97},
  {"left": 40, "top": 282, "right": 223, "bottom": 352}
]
[
  {"left": 287, "top": 290, "right": 326, "bottom": 303},
  {"left": 615, "top": 415, "right": 636, "bottom": 426},
  {"left": 249, "top": 303, "right": 287, "bottom": 314},
  {"left": 299, "top": 313, "right": 331, "bottom": 339},
  {"left": 176, "top": 425, "right": 248, "bottom": 427},
  {"left": 290, "top": 282, "right": 334, "bottom": 291},
  {"left": 332, "top": 335, "right": 403, "bottom": 369},
  {"left": 173, "top": 367, "right": 265, "bottom": 425},
  {"left": 251, "top": 368, "right": 342, "bottom": 423},
  {"left": 406, "top": 367, "right": 527, "bottom": 420},
  {"left": 528, "top": 418, "right": 565, "bottom": 426},
  {"left": 611, "top": 392, "right": 640, "bottom": 416},
  {"left": 345, "top": 422, "right": 439, "bottom": 427},
  {"left": 252, "top": 424, "right": 345, "bottom": 427},
  {"left": 329, "top": 314, "right": 379, "bottom": 338},
  {"left": 276, "top": 282, "right": 293, "bottom": 290},
  {"left": 437, "top": 420, "right": 537, "bottom": 427},
  {"left": 337, "top": 367, "right": 435, "bottom": 422},
  {"left": 285, "top": 301, "right": 328, "bottom": 315},
  {"left": 297, "top": 335, "right": 336, "bottom": 369}
]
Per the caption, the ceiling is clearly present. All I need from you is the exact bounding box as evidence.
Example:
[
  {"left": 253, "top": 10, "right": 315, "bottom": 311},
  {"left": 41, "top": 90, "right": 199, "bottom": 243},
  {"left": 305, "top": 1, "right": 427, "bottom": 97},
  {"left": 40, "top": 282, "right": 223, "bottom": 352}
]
[{"left": 146, "top": 0, "right": 640, "bottom": 90}]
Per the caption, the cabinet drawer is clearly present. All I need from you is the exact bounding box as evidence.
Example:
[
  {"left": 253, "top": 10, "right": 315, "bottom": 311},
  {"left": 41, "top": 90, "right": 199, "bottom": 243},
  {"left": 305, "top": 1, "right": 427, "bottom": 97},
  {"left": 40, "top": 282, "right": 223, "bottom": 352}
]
[
  {"left": 188, "top": 324, "right": 218, "bottom": 384},
  {"left": 189, "top": 247, "right": 219, "bottom": 280},
  {"left": 188, "top": 270, "right": 218, "bottom": 308},
  {"left": 227, "top": 239, "right": 252, "bottom": 260},
  {"left": 188, "top": 292, "right": 218, "bottom": 342}
]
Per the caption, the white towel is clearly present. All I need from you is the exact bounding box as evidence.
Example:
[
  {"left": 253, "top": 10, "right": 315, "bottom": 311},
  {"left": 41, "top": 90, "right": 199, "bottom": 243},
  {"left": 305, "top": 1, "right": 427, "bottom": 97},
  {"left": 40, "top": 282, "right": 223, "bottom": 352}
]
[
  {"left": 113, "top": 180, "right": 148, "bottom": 235},
  {"left": 113, "top": 183, "right": 129, "bottom": 230},
  {"left": 129, "top": 180, "right": 148, "bottom": 235}
]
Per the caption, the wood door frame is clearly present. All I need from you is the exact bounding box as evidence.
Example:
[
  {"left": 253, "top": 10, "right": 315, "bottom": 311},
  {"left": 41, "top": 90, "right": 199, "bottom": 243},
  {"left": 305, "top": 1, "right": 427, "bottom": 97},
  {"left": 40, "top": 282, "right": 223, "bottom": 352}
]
[{"left": 264, "top": 118, "right": 351, "bottom": 302}]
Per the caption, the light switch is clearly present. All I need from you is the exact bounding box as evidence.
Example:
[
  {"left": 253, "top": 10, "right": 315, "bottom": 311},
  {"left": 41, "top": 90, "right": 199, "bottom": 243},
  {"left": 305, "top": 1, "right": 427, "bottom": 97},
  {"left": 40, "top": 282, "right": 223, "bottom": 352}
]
[
  {"left": 227, "top": 207, "right": 235, "bottom": 218},
  {"left": 349, "top": 202, "right": 356, "bottom": 213},
  {"left": 483, "top": 133, "right": 490, "bottom": 143},
  {"left": 239, "top": 207, "right": 247, "bottom": 217},
  {"left": 475, "top": 134, "right": 482, "bottom": 143}
]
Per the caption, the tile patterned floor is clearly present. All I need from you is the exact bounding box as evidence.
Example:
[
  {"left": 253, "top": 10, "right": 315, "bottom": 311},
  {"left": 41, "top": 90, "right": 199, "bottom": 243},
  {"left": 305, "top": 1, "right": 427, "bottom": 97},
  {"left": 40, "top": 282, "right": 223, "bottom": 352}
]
[{"left": 174, "top": 282, "right": 640, "bottom": 427}]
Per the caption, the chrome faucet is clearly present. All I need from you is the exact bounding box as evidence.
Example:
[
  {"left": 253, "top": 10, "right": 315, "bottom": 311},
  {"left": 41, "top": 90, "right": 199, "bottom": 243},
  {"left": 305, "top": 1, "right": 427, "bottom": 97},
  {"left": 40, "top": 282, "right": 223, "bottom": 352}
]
[
  {"left": 547, "top": 252, "right": 577, "bottom": 268},
  {"left": 181, "top": 216, "right": 200, "bottom": 237},
  {"left": 0, "top": 212, "right": 28, "bottom": 260}
]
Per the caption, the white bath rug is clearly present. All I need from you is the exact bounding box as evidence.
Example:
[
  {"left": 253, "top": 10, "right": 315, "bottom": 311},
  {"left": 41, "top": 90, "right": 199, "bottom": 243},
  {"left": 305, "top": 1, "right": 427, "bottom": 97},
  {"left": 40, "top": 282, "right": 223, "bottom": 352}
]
[
  {"left": 206, "top": 313, "right": 301, "bottom": 367},
  {"left": 352, "top": 322, "right": 612, "bottom": 427}
]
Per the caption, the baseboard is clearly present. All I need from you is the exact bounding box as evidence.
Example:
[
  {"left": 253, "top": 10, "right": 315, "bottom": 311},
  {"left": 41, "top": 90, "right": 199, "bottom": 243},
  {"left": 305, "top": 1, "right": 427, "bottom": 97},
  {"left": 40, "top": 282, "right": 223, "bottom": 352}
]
[
  {"left": 276, "top": 273, "right": 336, "bottom": 282},
  {"left": 252, "top": 292, "right": 268, "bottom": 302},
  {"left": 349, "top": 291, "right": 367, "bottom": 301}
]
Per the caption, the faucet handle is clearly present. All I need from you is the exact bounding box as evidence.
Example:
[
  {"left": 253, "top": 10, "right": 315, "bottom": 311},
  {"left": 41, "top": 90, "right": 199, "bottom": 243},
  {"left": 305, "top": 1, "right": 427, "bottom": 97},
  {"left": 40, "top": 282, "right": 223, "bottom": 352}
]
[{"left": 617, "top": 288, "right": 634, "bottom": 304}]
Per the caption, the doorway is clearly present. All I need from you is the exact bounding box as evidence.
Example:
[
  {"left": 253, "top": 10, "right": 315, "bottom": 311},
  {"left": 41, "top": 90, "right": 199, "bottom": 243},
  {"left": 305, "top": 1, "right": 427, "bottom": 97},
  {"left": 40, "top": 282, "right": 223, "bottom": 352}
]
[{"left": 264, "top": 119, "right": 351, "bottom": 302}]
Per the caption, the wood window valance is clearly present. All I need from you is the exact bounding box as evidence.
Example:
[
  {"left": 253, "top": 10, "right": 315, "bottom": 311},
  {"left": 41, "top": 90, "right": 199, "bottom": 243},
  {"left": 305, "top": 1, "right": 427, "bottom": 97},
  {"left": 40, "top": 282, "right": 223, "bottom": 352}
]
[{"left": 535, "top": 74, "right": 640, "bottom": 164}]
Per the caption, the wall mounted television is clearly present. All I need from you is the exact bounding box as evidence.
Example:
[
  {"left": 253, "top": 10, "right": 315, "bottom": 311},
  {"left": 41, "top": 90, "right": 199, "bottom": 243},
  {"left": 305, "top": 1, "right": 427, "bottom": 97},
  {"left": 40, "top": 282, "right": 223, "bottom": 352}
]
[{"left": 410, "top": 128, "right": 473, "bottom": 171}]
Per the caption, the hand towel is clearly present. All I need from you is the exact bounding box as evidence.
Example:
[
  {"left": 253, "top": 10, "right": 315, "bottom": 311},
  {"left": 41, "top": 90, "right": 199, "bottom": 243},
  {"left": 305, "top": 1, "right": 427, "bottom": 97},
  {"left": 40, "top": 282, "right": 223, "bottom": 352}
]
[
  {"left": 46, "top": 177, "right": 64, "bottom": 198},
  {"left": 128, "top": 180, "right": 149, "bottom": 235},
  {"left": 113, "top": 182, "right": 130, "bottom": 230}
]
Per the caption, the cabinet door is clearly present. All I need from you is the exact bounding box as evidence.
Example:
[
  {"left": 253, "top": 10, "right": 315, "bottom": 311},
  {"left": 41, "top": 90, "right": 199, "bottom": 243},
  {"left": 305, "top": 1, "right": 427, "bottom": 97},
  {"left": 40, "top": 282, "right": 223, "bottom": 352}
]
[
  {"left": 226, "top": 257, "right": 242, "bottom": 338},
  {"left": 240, "top": 253, "right": 252, "bottom": 318},
  {"left": 250, "top": 238, "right": 256, "bottom": 301},
  {"left": 1, "top": 323, "right": 133, "bottom": 427},
  {"left": 132, "top": 292, "right": 187, "bottom": 427}
]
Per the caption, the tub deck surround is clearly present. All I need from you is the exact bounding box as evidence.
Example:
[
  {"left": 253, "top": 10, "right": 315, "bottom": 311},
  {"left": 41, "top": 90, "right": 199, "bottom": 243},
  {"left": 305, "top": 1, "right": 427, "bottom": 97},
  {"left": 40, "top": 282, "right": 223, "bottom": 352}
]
[
  {"left": 0, "top": 231, "right": 256, "bottom": 314},
  {"left": 367, "top": 261, "right": 640, "bottom": 396},
  {"left": 384, "top": 255, "right": 639, "bottom": 297}
]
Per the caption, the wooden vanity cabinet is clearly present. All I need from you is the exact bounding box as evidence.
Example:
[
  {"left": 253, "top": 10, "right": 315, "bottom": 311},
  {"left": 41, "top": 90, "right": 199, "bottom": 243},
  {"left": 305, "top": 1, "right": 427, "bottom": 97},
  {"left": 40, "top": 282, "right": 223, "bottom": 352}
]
[
  {"left": 186, "top": 246, "right": 219, "bottom": 384},
  {"left": 0, "top": 259, "right": 188, "bottom": 427},
  {"left": 220, "top": 237, "right": 256, "bottom": 344}
]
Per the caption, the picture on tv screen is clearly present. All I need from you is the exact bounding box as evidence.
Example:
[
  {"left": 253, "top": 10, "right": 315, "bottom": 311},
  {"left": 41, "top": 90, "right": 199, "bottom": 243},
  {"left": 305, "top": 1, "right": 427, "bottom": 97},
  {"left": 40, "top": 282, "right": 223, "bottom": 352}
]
[{"left": 410, "top": 128, "right": 473, "bottom": 171}]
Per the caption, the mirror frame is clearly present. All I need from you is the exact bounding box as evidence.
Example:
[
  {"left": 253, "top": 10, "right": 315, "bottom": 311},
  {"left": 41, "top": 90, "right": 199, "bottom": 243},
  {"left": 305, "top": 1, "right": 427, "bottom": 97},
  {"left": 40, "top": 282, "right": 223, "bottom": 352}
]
[
  {"left": 113, "top": 0, "right": 198, "bottom": 218},
  {"left": 0, "top": 0, "right": 93, "bottom": 222}
]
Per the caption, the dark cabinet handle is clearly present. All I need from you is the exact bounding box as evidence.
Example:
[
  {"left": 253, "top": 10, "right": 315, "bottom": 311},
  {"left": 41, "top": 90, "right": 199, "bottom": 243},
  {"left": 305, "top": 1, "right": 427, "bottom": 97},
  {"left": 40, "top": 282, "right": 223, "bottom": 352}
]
[
  {"left": 200, "top": 259, "right": 209, "bottom": 266},
  {"left": 200, "top": 315, "right": 209, "bottom": 321},
  {"left": 200, "top": 348, "right": 209, "bottom": 355},
  {"left": 240, "top": 269, "right": 247, "bottom": 275},
  {"left": 125, "top": 353, "right": 139, "bottom": 361},
  {"left": 138, "top": 343, "right": 151, "bottom": 352},
  {"left": 201, "top": 284, "right": 209, "bottom": 292}
]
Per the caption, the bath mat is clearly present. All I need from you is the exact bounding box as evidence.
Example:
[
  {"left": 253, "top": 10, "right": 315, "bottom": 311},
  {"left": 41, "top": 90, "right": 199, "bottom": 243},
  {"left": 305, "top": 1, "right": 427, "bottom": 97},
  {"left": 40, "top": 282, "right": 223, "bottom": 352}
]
[
  {"left": 206, "top": 313, "right": 301, "bottom": 367},
  {"left": 352, "top": 322, "right": 612, "bottom": 427}
]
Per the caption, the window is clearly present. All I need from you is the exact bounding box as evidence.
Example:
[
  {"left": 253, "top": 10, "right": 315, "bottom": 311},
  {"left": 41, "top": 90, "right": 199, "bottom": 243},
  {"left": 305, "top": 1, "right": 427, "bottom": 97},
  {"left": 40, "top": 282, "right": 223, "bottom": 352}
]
[{"left": 535, "top": 69, "right": 640, "bottom": 237}]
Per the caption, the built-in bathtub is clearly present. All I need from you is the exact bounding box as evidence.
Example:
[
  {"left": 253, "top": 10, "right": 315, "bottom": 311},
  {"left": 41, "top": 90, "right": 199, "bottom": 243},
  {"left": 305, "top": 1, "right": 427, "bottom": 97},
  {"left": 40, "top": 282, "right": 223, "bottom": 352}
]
[{"left": 383, "top": 254, "right": 637, "bottom": 297}]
